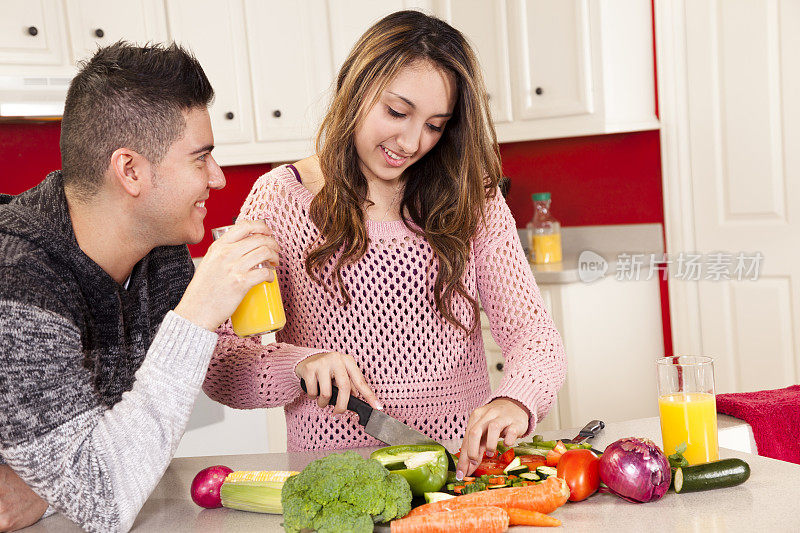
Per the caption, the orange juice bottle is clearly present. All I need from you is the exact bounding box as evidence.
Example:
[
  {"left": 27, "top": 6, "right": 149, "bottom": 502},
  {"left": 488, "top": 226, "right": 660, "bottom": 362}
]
[
  {"left": 527, "top": 192, "right": 562, "bottom": 264},
  {"left": 658, "top": 392, "right": 719, "bottom": 464},
  {"left": 230, "top": 273, "right": 286, "bottom": 337}
]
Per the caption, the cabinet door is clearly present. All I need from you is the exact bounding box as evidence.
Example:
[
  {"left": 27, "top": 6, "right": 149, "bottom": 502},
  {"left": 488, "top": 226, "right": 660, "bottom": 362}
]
[
  {"left": 244, "top": 0, "right": 333, "bottom": 145},
  {"left": 433, "top": 0, "right": 513, "bottom": 124},
  {"left": 327, "top": 0, "right": 433, "bottom": 73},
  {"left": 0, "top": 0, "right": 67, "bottom": 65},
  {"left": 507, "top": 0, "right": 593, "bottom": 120},
  {"left": 166, "top": 0, "right": 254, "bottom": 145},
  {"left": 65, "top": 0, "right": 168, "bottom": 63}
]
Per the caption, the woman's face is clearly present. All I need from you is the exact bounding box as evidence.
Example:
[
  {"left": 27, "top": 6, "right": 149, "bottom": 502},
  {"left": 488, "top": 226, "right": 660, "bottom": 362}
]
[{"left": 354, "top": 60, "right": 457, "bottom": 183}]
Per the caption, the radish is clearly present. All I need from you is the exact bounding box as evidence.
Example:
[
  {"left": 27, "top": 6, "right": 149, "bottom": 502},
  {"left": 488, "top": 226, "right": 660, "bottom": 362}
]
[{"left": 190, "top": 465, "right": 233, "bottom": 508}]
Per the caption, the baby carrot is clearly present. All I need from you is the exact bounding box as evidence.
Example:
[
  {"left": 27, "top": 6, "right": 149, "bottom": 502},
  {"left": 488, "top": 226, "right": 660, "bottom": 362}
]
[
  {"left": 390, "top": 506, "right": 509, "bottom": 533},
  {"left": 408, "top": 476, "right": 570, "bottom": 517},
  {"left": 506, "top": 508, "right": 562, "bottom": 527}
]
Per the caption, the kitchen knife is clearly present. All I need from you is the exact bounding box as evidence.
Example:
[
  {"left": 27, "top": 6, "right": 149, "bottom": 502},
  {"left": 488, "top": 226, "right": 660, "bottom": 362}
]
[
  {"left": 300, "top": 379, "right": 457, "bottom": 469},
  {"left": 566, "top": 419, "right": 605, "bottom": 445}
]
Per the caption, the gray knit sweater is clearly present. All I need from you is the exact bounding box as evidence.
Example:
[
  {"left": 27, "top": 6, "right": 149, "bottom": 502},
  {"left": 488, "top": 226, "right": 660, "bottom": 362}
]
[{"left": 0, "top": 171, "right": 218, "bottom": 532}]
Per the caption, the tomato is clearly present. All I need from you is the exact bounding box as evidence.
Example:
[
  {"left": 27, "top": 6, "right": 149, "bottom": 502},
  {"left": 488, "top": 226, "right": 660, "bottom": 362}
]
[
  {"left": 472, "top": 459, "right": 507, "bottom": 476},
  {"left": 546, "top": 449, "right": 562, "bottom": 467},
  {"left": 498, "top": 448, "right": 515, "bottom": 465},
  {"left": 556, "top": 449, "right": 600, "bottom": 502},
  {"left": 518, "top": 455, "right": 547, "bottom": 468}
]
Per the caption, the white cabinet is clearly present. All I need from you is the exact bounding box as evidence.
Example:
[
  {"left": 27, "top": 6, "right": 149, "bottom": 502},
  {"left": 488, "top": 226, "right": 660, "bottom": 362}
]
[
  {"left": 438, "top": 0, "right": 658, "bottom": 143},
  {"left": 0, "top": 0, "right": 67, "bottom": 66},
  {"left": 166, "top": 0, "right": 254, "bottom": 145},
  {"left": 65, "top": 0, "right": 167, "bottom": 64}
]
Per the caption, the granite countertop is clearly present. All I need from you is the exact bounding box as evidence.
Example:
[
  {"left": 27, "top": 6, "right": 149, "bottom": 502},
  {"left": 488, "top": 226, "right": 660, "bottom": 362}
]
[
  {"left": 521, "top": 223, "right": 665, "bottom": 284},
  {"left": 26, "top": 415, "right": 800, "bottom": 532}
]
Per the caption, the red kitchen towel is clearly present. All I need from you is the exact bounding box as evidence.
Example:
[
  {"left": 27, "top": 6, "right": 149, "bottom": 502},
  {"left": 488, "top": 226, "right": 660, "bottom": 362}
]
[{"left": 716, "top": 385, "right": 800, "bottom": 464}]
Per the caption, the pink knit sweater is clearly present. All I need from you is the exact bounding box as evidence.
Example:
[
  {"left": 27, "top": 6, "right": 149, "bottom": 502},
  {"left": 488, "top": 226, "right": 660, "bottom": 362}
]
[{"left": 202, "top": 165, "right": 566, "bottom": 451}]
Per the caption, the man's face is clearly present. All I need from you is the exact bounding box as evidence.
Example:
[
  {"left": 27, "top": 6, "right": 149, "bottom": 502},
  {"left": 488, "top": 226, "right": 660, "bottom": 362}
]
[{"left": 141, "top": 107, "right": 225, "bottom": 246}]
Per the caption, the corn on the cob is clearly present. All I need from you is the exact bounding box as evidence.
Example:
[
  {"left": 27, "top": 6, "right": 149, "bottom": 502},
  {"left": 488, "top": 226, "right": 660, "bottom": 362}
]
[
  {"left": 219, "top": 471, "right": 298, "bottom": 514},
  {"left": 224, "top": 470, "right": 298, "bottom": 483}
]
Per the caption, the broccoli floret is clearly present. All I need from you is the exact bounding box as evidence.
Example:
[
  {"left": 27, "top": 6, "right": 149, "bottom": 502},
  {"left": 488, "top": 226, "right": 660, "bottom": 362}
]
[{"left": 281, "top": 451, "right": 412, "bottom": 532}]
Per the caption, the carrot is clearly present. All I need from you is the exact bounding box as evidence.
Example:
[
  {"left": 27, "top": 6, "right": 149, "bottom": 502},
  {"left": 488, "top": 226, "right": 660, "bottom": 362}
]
[
  {"left": 407, "top": 476, "right": 570, "bottom": 517},
  {"left": 391, "top": 506, "right": 509, "bottom": 533},
  {"left": 506, "top": 508, "right": 562, "bottom": 527}
]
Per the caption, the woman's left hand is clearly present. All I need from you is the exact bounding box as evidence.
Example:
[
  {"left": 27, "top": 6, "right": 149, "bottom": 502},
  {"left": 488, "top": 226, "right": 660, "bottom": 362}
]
[{"left": 455, "top": 398, "right": 530, "bottom": 480}]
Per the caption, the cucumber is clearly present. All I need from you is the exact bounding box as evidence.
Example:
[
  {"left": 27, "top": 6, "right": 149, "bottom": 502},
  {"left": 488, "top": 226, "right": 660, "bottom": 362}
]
[
  {"left": 505, "top": 465, "right": 529, "bottom": 476},
  {"left": 673, "top": 458, "right": 750, "bottom": 493},
  {"left": 502, "top": 456, "right": 522, "bottom": 474},
  {"left": 424, "top": 492, "right": 455, "bottom": 504},
  {"left": 519, "top": 472, "right": 540, "bottom": 481},
  {"left": 536, "top": 466, "right": 557, "bottom": 479}
]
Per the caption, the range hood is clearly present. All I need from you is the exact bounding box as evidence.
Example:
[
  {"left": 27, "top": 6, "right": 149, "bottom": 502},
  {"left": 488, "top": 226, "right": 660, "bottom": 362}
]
[{"left": 0, "top": 75, "right": 71, "bottom": 119}]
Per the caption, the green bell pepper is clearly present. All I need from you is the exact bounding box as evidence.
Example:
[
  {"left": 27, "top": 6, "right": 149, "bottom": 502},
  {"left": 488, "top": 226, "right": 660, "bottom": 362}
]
[{"left": 370, "top": 444, "right": 449, "bottom": 497}]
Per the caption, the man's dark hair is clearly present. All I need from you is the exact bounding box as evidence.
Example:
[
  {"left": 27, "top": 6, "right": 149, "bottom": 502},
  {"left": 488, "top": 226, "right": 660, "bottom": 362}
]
[{"left": 60, "top": 41, "right": 214, "bottom": 198}]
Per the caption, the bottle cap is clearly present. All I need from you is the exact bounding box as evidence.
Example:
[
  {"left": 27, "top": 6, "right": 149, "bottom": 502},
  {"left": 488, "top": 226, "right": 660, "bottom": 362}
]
[{"left": 531, "top": 192, "right": 551, "bottom": 201}]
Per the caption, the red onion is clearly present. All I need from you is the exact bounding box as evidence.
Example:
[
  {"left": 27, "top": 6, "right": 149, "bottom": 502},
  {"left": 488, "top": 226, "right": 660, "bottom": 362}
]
[
  {"left": 190, "top": 465, "right": 233, "bottom": 508},
  {"left": 598, "top": 437, "right": 671, "bottom": 503}
]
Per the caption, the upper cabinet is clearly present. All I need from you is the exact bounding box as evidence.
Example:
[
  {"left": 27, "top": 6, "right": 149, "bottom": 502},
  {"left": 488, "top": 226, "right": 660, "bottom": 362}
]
[
  {"left": 65, "top": 0, "right": 167, "bottom": 64},
  {"left": 0, "top": 0, "right": 657, "bottom": 164}
]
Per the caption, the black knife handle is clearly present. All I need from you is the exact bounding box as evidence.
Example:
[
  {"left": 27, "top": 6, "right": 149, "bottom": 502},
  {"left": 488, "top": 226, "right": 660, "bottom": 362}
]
[
  {"left": 299, "top": 378, "right": 373, "bottom": 426},
  {"left": 578, "top": 419, "right": 605, "bottom": 439}
]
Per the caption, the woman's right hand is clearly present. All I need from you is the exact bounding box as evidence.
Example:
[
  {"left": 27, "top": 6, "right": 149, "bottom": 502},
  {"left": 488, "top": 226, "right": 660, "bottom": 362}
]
[
  {"left": 295, "top": 352, "right": 382, "bottom": 414},
  {"left": 175, "top": 220, "right": 280, "bottom": 331}
]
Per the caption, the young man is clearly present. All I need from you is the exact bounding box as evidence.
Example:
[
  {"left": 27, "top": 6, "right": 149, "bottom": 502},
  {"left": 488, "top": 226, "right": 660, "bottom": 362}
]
[{"left": 0, "top": 42, "right": 288, "bottom": 532}]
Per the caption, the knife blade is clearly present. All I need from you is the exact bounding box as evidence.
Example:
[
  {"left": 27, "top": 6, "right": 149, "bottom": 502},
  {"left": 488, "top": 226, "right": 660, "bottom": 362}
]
[{"left": 300, "top": 379, "right": 457, "bottom": 469}]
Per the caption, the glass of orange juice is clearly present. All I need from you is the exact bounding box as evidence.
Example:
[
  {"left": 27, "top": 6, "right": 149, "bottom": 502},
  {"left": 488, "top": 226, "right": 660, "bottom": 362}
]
[
  {"left": 656, "top": 356, "right": 719, "bottom": 465},
  {"left": 211, "top": 224, "right": 286, "bottom": 337}
]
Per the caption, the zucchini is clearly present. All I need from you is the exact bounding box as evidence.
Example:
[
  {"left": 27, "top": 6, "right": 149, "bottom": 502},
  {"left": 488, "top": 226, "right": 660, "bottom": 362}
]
[
  {"left": 536, "top": 466, "right": 557, "bottom": 479},
  {"left": 505, "top": 465, "right": 529, "bottom": 476},
  {"left": 488, "top": 483, "right": 509, "bottom": 489},
  {"left": 673, "top": 458, "right": 750, "bottom": 493},
  {"left": 519, "top": 472, "right": 540, "bottom": 481},
  {"left": 424, "top": 492, "right": 455, "bottom": 504},
  {"left": 502, "top": 456, "right": 522, "bottom": 474}
]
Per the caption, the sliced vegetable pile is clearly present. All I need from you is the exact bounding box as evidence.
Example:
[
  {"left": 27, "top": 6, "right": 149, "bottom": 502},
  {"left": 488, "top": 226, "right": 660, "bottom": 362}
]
[{"left": 391, "top": 476, "right": 570, "bottom": 531}]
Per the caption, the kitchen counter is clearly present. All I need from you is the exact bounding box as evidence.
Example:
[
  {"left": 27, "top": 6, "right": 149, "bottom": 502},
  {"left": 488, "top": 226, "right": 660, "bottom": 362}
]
[{"left": 25, "top": 415, "right": 798, "bottom": 532}]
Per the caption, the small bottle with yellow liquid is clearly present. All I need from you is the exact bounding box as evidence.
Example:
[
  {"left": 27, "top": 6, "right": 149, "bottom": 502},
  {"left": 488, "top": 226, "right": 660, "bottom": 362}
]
[{"left": 527, "top": 192, "right": 562, "bottom": 264}]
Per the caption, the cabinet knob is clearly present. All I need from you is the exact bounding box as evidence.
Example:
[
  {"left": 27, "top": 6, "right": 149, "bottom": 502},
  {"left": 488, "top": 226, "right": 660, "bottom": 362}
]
[
  {"left": 535, "top": 87, "right": 543, "bottom": 96},
  {"left": 27, "top": 26, "right": 39, "bottom": 36},
  {"left": 95, "top": 28, "right": 105, "bottom": 38},
  {"left": 225, "top": 111, "right": 234, "bottom": 120},
  {"left": 272, "top": 109, "right": 282, "bottom": 118},
  {"left": 495, "top": 362, "right": 504, "bottom": 371}
]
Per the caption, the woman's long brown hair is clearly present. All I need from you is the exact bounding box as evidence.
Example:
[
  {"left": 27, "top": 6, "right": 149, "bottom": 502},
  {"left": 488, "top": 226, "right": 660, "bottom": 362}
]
[{"left": 307, "top": 10, "right": 502, "bottom": 334}]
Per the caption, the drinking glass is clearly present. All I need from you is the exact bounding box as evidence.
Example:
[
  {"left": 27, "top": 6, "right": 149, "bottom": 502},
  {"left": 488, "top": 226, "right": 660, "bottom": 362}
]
[
  {"left": 211, "top": 225, "right": 286, "bottom": 337},
  {"left": 656, "top": 356, "right": 719, "bottom": 465}
]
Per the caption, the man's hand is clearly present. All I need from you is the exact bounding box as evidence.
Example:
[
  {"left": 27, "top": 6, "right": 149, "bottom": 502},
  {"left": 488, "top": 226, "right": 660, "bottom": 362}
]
[
  {"left": 295, "top": 352, "right": 382, "bottom": 414},
  {"left": 455, "top": 398, "right": 530, "bottom": 480},
  {"left": 0, "top": 465, "right": 48, "bottom": 532},
  {"left": 175, "top": 220, "right": 280, "bottom": 331}
]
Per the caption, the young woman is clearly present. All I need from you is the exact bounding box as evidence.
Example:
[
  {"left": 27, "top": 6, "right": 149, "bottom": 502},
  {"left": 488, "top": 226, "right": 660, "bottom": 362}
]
[{"left": 203, "top": 10, "right": 566, "bottom": 480}]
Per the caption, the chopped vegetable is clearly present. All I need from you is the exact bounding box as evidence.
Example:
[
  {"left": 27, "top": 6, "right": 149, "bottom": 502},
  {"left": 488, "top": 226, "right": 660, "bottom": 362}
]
[
  {"left": 190, "top": 465, "right": 233, "bottom": 509},
  {"left": 556, "top": 449, "right": 600, "bottom": 501},
  {"left": 371, "top": 445, "right": 449, "bottom": 497},
  {"left": 424, "top": 492, "right": 455, "bottom": 504},
  {"left": 407, "top": 476, "right": 569, "bottom": 516},
  {"left": 673, "top": 458, "right": 750, "bottom": 493},
  {"left": 281, "top": 451, "right": 412, "bottom": 533},
  {"left": 390, "top": 506, "right": 509, "bottom": 533},
  {"left": 598, "top": 437, "right": 671, "bottom": 503},
  {"left": 502, "top": 456, "right": 522, "bottom": 474},
  {"left": 506, "top": 507, "right": 561, "bottom": 527},
  {"left": 536, "top": 466, "right": 557, "bottom": 479}
]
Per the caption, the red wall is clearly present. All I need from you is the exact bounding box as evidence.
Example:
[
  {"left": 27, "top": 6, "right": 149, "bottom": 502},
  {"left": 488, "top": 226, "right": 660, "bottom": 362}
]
[{"left": 0, "top": 122, "right": 672, "bottom": 355}]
